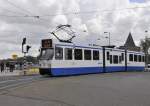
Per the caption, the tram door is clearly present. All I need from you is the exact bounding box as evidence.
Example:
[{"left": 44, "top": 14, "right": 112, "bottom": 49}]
[
  {"left": 102, "top": 47, "right": 127, "bottom": 73},
  {"left": 102, "top": 47, "right": 113, "bottom": 73},
  {"left": 102, "top": 47, "right": 106, "bottom": 73},
  {"left": 104, "top": 48, "right": 112, "bottom": 73}
]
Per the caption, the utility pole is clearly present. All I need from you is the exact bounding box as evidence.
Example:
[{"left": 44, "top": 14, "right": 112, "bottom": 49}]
[{"left": 21, "top": 38, "right": 32, "bottom": 74}]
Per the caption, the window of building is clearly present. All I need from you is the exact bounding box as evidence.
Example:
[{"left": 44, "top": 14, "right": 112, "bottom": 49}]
[
  {"left": 107, "top": 52, "right": 110, "bottom": 60},
  {"left": 134, "top": 54, "right": 137, "bottom": 62},
  {"left": 129, "top": 54, "right": 133, "bottom": 61},
  {"left": 84, "top": 50, "right": 91, "bottom": 60},
  {"left": 139, "top": 55, "right": 142, "bottom": 62},
  {"left": 121, "top": 53, "right": 124, "bottom": 61},
  {"left": 110, "top": 55, "right": 112, "bottom": 64},
  {"left": 55, "top": 47, "right": 63, "bottom": 60},
  {"left": 113, "top": 55, "right": 119, "bottom": 64},
  {"left": 65, "top": 48, "right": 72, "bottom": 60},
  {"left": 93, "top": 50, "right": 99, "bottom": 60},
  {"left": 74, "top": 49, "right": 82, "bottom": 60}
]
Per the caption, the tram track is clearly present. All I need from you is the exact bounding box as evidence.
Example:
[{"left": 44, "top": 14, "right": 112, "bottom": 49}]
[
  {"left": 0, "top": 75, "right": 77, "bottom": 106},
  {"left": 0, "top": 75, "right": 48, "bottom": 91}
]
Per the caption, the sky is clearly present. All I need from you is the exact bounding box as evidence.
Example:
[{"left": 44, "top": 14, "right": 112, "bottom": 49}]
[{"left": 0, "top": 0, "right": 150, "bottom": 59}]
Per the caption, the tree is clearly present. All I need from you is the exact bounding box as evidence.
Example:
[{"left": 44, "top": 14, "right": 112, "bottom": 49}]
[{"left": 140, "top": 36, "right": 150, "bottom": 66}]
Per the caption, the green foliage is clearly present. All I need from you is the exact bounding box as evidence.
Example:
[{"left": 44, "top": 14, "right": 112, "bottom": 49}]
[
  {"left": 140, "top": 36, "right": 150, "bottom": 53},
  {"left": 140, "top": 36, "right": 150, "bottom": 65}
]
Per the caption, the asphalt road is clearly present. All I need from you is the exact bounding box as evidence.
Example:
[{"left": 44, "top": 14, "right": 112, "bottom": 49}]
[
  {"left": 0, "top": 75, "right": 44, "bottom": 91},
  {"left": 0, "top": 72, "right": 150, "bottom": 106}
]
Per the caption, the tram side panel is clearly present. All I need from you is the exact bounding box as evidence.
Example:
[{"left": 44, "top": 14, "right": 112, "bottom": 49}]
[
  {"left": 104, "top": 48, "right": 126, "bottom": 72},
  {"left": 39, "top": 45, "right": 145, "bottom": 76},
  {"left": 126, "top": 51, "right": 145, "bottom": 71},
  {"left": 51, "top": 46, "right": 103, "bottom": 76}
]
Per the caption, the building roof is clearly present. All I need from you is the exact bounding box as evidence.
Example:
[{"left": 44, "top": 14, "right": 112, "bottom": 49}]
[
  {"left": 119, "top": 32, "right": 141, "bottom": 51},
  {"left": 124, "top": 32, "right": 136, "bottom": 47}
]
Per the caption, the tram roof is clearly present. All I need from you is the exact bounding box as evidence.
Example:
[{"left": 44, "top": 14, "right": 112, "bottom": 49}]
[{"left": 51, "top": 38, "right": 145, "bottom": 55}]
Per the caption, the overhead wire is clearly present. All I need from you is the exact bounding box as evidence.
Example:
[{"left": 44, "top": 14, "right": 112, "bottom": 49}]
[
  {"left": 0, "top": 4, "right": 150, "bottom": 18},
  {"left": 3, "top": 0, "right": 50, "bottom": 22},
  {"left": 0, "top": 2, "right": 149, "bottom": 31},
  {"left": 0, "top": 6, "right": 26, "bottom": 15},
  {"left": 37, "top": 5, "right": 150, "bottom": 17},
  {"left": 0, "top": 1, "right": 149, "bottom": 45},
  {"left": 0, "top": 30, "right": 49, "bottom": 35},
  {"left": 4, "top": 0, "right": 32, "bottom": 15}
]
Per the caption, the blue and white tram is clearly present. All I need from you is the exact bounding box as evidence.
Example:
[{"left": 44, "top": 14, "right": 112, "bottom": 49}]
[{"left": 39, "top": 39, "right": 145, "bottom": 76}]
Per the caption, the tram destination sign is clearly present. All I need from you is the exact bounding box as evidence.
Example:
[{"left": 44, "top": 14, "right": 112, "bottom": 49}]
[{"left": 42, "top": 39, "right": 52, "bottom": 48}]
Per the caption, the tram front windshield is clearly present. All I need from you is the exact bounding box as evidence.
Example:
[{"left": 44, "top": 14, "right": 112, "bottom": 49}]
[{"left": 40, "top": 48, "right": 54, "bottom": 60}]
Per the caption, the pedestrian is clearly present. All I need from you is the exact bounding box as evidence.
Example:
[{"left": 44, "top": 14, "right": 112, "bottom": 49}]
[
  {"left": 10, "top": 63, "right": 14, "bottom": 72},
  {"left": 19, "top": 62, "right": 23, "bottom": 70},
  {"left": 0, "top": 62, "right": 4, "bottom": 72},
  {"left": 6, "top": 62, "right": 9, "bottom": 72}
]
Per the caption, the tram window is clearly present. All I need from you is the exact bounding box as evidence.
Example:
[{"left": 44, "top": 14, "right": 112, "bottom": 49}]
[
  {"left": 119, "top": 56, "right": 122, "bottom": 63},
  {"left": 74, "top": 49, "right": 82, "bottom": 60},
  {"left": 139, "top": 55, "right": 142, "bottom": 62},
  {"left": 40, "top": 49, "right": 54, "bottom": 60},
  {"left": 129, "top": 54, "right": 133, "bottom": 61},
  {"left": 113, "top": 55, "right": 118, "bottom": 64},
  {"left": 55, "top": 47, "right": 63, "bottom": 60},
  {"left": 107, "top": 52, "right": 110, "bottom": 60},
  {"left": 65, "top": 48, "right": 72, "bottom": 60},
  {"left": 121, "top": 53, "right": 124, "bottom": 61},
  {"left": 142, "top": 56, "right": 145, "bottom": 62},
  {"left": 93, "top": 50, "right": 99, "bottom": 60},
  {"left": 84, "top": 50, "right": 91, "bottom": 60},
  {"left": 134, "top": 55, "right": 137, "bottom": 62},
  {"left": 110, "top": 55, "right": 112, "bottom": 64}
]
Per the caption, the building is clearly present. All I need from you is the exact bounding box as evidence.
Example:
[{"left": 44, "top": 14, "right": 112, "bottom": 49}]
[{"left": 119, "top": 32, "right": 141, "bottom": 51}]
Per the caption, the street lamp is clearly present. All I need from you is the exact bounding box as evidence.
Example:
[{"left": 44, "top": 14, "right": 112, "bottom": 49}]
[{"left": 104, "top": 32, "right": 110, "bottom": 46}]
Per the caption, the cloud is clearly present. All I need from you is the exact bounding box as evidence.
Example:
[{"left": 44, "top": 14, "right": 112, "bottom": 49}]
[
  {"left": 0, "top": 0, "right": 150, "bottom": 58},
  {"left": 52, "top": 15, "right": 68, "bottom": 26}
]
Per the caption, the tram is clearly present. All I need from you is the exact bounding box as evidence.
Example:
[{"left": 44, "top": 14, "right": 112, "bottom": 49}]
[{"left": 39, "top": 39, "right": 145, "bottom": 76}]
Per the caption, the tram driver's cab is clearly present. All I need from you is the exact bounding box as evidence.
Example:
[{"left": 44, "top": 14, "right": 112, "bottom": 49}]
[
  {"left": 40, "top": 48, "right": 54, "bottom": 60},
  {"left": 39, "top": 39, "right": 54, "bottom": 69}
]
